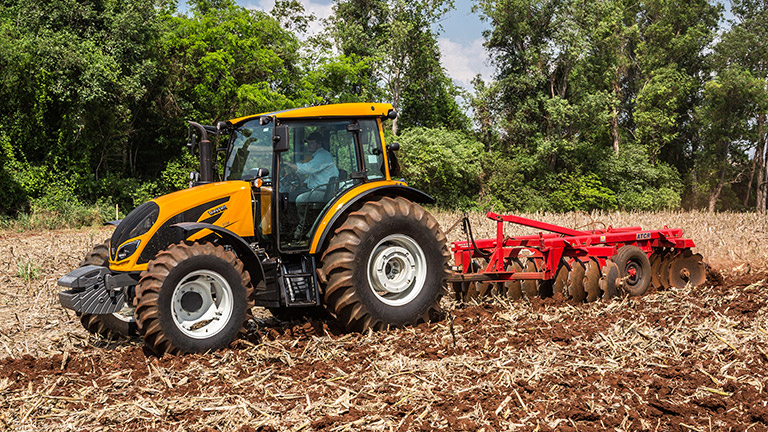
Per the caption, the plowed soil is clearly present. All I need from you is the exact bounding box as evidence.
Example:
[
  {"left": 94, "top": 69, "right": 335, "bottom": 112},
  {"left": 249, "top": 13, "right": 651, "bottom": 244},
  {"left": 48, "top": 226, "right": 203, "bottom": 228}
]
[{"left": 1, "top": 226, "right": 767, "bottom": 431}]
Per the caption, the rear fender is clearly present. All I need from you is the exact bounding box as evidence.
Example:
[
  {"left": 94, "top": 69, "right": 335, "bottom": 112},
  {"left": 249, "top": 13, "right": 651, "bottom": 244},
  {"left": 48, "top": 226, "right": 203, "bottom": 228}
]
[{"left": 309, "top": 184, "right": 434, "bottom": 255}]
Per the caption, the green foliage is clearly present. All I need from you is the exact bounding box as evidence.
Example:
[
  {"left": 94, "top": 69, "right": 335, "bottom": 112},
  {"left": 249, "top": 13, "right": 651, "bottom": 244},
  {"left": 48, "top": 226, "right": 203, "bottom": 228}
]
[
  {"left": 398, "top": 128, "right": 483, "bottom": 208},
  {"left": 549, "top": 173, "right": 617, "bottom": 212},
  {"left": 478, "top": 153, "right": 549, "bottom": 212},
  {"left": 0, "top": 132, "right": 27, "bottom": 214},
  {"left": 322, "top": 0, "right": 464, "bottom": 134},
  {"left": 160, "top": 0, "right": 309, "bottom": 122},
  {"left": 601, "top": 144, "right": 682, "bottom": 210},
  {"left": 635, "top": 66, "right": 693, "bottom": 160},
  {"left": 1, "top": 0, "right": 767, "bottom": 227},
  {"left": 692, "top": 67, "right": 767, "bottom": 210},
  {"left": 15, "top": 257, "right": 40, "bottom": 282}
]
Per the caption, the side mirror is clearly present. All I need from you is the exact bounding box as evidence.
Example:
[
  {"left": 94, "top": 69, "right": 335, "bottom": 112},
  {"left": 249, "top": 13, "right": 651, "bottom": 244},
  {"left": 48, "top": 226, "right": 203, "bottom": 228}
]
[
  {"left": 242, "top": 168, "right": 270, "bottom": 182},
  {"left": 387, "top": 142, "right": 400, "bottom": 178},
  {"left": 273, "top": 124, "right": 289, "bottom": 152}
]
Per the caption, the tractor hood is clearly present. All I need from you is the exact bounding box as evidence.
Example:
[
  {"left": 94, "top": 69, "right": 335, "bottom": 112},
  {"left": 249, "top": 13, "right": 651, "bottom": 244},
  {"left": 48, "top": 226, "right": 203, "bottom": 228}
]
[{"left": 109, "top": 181, "right": 255, "bottom": 272}]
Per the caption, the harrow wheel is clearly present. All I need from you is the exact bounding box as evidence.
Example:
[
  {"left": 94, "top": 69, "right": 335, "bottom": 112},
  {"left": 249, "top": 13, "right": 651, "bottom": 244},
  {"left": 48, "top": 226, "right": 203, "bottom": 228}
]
[
  {"left": 77, "top": 240, "right": 137, "bottom": 340},
  {"left": 320, "top": 196, "right": 450, "bottom": 332},
  {"left": 600, "top": 261, "right": 620, "bottom": 300},
  {"left": 135, "top": 242, "right": 254, "bottom": 355},
  {"left": 668, "top": 250, "right": 706, "bottom": 288},
  {"left": 613, "top": 246, "right": 651, "bottom": 296},
  {"left": 567, "top": 259, "right": 587, "bottom": 303},
  {"left": 583, "top": 259, "right": 602, "bottom": 302}
]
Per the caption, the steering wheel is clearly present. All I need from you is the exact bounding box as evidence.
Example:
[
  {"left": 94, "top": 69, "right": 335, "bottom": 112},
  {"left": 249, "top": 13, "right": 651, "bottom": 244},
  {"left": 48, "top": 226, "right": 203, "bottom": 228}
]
[{"left": 280, "top": 163, "right": 302, "bottom": 191}]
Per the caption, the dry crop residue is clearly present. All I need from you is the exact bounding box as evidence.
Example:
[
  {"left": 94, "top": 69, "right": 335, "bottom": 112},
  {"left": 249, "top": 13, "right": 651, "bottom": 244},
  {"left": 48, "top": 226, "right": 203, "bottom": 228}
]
[{"left": 1, "top": 227, "right": 768, "bottom": 431}]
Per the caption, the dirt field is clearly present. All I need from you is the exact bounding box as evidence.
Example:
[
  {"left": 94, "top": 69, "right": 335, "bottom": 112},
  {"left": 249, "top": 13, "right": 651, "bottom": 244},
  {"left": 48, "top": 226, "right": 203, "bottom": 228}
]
[{"left": 1, "top": 213, "right": 767, "bottom": 431}]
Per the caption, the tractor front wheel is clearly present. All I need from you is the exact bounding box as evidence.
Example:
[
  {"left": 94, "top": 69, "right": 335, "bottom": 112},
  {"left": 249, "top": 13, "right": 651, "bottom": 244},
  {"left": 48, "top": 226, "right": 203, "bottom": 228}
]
[
  {"left": 319, "top": 196, "right": 450, "bottom": 332},
  {"left": 135, "top": 243, "right": 254, "bottom": 354}
]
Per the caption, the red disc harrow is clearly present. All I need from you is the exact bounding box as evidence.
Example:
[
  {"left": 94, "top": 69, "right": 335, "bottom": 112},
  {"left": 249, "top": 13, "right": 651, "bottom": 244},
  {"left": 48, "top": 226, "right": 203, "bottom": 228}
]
[{"left": 446, "top": 212, "right": 706, "bottom": 301}]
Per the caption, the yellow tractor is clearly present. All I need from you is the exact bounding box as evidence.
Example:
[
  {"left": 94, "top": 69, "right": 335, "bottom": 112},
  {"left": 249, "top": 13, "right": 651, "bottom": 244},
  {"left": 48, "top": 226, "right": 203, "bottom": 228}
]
[{"left": 58, "top": 103, "right": 450, "bottom": 354}]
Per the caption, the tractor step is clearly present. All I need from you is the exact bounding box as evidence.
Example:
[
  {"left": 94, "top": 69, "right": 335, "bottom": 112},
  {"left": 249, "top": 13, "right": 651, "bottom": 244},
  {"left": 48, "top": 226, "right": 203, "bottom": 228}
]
[{"left": 280, "top": 256, "right": 320, "bottom": 306}]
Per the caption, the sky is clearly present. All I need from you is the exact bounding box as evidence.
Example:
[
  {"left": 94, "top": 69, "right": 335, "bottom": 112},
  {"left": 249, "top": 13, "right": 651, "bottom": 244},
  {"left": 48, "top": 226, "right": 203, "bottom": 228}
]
[{"left": 233, "top": 0, "right": 494, "bottom": 91}]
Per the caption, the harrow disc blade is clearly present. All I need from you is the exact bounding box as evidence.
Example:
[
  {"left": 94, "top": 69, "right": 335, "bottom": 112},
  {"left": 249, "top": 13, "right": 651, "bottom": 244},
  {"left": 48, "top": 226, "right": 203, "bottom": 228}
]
[
  {"left": 504, "top": 260, "right": 523, "bottom": 300},
  {"left": 475, "top": 281, "right": 493, "bottom": 298},
  {"left": 567, "top": 259, "right": 587, "bottom": 303},
  {"left": 600, "top": 260, "right": 620, "bottom": 300},
  {"left": 552, "top": 260, "right": 570, "bottom": 298},
  {"left": 658, "top": 252, "right": 676, "bottom": 289},
  {"left": 461, "top": 260, "right": 485, "bottom": 301},
  {"left": 583, "top": 259, "right": 602, "bottom": 302},
  {"left": 450, "top": 282, "right": 464, "bottom": 301},
  {"left": 464, "top": 281, "right": 480, "bottom": 300},
  {"left": 668, "top": 251, "right": 706, "bottom": 288},
  {"left": 649, "top": 251, "right": 664, "bottom": 290},
  {"left": 520, "top": 259, "right": 539, "bottom": 300}
]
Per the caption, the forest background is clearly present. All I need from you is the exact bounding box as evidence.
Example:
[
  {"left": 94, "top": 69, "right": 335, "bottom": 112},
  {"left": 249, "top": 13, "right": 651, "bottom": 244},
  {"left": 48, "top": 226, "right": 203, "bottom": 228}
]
[{"left": 1, "top": 0, "right": 767, "bottom": 229}]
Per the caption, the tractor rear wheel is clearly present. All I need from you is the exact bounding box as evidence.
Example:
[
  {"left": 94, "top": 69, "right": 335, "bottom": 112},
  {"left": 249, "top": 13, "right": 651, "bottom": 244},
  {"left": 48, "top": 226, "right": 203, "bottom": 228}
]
[
  {"left": 135, "top": 243, "right": 254, "bottom": 354},
  {"left": 77, "top": 240, "right": 137, "bottom": 340},
  {"left": 319, "top": 196, "right": 450, "bottom": 332}
]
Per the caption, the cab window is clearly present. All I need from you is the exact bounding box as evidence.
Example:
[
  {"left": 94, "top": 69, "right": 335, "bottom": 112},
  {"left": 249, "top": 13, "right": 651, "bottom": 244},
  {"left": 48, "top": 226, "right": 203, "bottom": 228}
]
[
  {"left": 224, "top": 120, "right": 273, "bottom": 181},
  {"left": 360, "top": 119, "right": 386, "bottom": 180},
  {"left": 277, "top": 120, "right": 360, "bottom": 250}
]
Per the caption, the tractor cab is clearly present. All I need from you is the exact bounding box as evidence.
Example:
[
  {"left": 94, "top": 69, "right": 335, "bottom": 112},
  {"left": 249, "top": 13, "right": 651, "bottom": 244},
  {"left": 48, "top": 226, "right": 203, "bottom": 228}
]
[{"left": 223, "top": 111, "right": 389, "bottom": 253}]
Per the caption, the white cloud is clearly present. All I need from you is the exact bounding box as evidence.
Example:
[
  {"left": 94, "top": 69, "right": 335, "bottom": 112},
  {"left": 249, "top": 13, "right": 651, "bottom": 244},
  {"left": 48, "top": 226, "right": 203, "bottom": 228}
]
[
  {"left": 242, "top": 0, "right": 333, "bottom": 37},
  {"left": 438, "top": 37, "right": 493, "bottom": 90}
]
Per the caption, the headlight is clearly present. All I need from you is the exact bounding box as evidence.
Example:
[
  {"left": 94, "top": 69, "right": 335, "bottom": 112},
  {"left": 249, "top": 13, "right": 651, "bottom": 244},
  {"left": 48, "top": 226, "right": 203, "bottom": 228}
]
[
  {"left": 116, "top": 240, "right": 141, "bottom": 261},
  {"left": 128, "top": 208, "right": 159, "bottom": 238}
]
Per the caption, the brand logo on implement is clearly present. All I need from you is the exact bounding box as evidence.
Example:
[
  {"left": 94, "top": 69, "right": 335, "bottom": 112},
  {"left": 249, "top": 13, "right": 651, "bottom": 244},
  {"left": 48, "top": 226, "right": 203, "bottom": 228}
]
[
  {"left": 636, "top": 232, "right": 651, "bottom": 240},
  {"left": 208, "top": 205, "right": 227, "bottom": 216}
]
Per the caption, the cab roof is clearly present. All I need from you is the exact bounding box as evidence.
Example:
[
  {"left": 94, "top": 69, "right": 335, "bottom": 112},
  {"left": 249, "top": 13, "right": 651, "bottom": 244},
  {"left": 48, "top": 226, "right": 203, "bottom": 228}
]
[{"left": 227, "top": 102, "right": 394, "bottom": 125}]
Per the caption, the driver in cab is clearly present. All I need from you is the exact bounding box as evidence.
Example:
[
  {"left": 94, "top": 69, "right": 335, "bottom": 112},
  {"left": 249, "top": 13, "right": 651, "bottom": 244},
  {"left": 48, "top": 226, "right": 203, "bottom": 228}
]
[{"left": 284, "top": 131, "right": 339, "bottom": 207}]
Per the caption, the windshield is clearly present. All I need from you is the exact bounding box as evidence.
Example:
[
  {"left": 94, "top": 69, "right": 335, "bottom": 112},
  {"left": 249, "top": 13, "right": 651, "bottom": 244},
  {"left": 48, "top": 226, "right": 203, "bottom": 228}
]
[{"left": 224, "top": 119, "right": 273, "bottom": 181}]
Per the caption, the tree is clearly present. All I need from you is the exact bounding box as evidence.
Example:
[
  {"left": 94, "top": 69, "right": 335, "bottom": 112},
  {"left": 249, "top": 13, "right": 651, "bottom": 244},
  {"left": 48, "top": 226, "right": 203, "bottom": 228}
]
[
  {"left": 397, "top": 127, "right": 483, "bottom": 208},
  {"left": 716, "top": 0, "right": 768, "bottom": 212},
  {"left": 322, "top": 0, "right": 464, "bottom": 134},
  {"left": 159, "top": 0, "right": 309, "bottom": 123},
  {"left": 695, "top": 68, "right": 766, "bottom": 211},
  {"left": 0, "top": 0, "right": 162, "bottom": 210}
]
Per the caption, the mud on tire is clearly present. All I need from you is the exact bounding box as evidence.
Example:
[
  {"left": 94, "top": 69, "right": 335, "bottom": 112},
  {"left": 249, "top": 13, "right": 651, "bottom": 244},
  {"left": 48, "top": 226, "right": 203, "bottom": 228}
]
[
  {"left": 318, "top": 196, "right": 451, "bottom": 332},
  {"left": 77, "top": 240, "right": 137, "bottom": 340},
  {"left": 135, "top": 242, "right": 254, "bottom": 355}
]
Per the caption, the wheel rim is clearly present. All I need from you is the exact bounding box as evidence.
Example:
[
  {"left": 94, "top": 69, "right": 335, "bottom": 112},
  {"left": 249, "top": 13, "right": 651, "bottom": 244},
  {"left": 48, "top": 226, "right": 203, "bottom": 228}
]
[
  {"left": 367, "top": 234, "right": 427, "bottom": 307},
  {"left": 171, "top": 270, "right": 234, "bottom": 339},
  {"left": 624, "top": 261, "right": 643, "bottom": 288}
]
